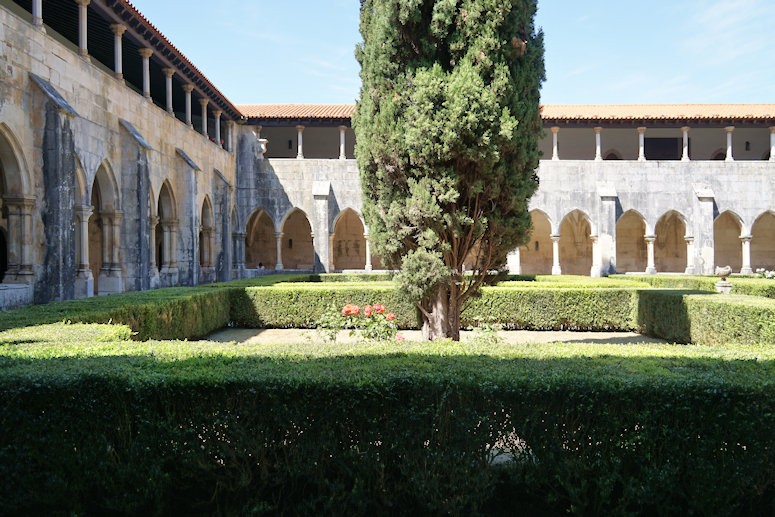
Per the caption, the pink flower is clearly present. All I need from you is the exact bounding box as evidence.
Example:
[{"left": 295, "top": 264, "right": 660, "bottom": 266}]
[
  {"left": 364, "top": 305, "right": 373, "bottom": 317},
  {"left": 385, "top": 312, "right": 396, "bottom": 321},
  {"left": 396, "top": 334, "right": 405, "bottom": 341},
  {"left": 373, "top": 304, "right": 386, "bottom": 315}
]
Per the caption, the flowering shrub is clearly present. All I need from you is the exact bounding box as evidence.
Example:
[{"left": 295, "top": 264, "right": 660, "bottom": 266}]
[
  {"left": 756, "top": 268, "right": 775, "bottom": 279},
  {"left": 317, "top": 303, "right": 398, "bottom": 342}
]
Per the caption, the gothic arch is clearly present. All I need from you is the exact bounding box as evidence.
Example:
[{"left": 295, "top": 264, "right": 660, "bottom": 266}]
[
  {"left": 156, "top": 180, "right": 178, "bottom": 274},
  {"left": 751, "top": 211, "right": 775, "bottom": 271},
  {"left": 520, "top": 209, "right": 553, "bottom": 274},
  {"left": 616, "top": 209, "right": 647, "bottom": 273},
  {"left": 603, "top": 149, "right": 622, "bottom": 160},
  {"left": 245, "top": 208, "right": 276, "bottom": 269},
  {"left": 559, "top": 209, "right": 593, "bottom": 275},
  {"left": 654, "top": 210, "right": 687, "bottom": 272},
  {"left": 0, "top": 123, "right": 33, "bottom": 283},
  {"left": 0, "top": 123, "right": 31, "bottom": 196},
  {"left": 199, "top": 196, "right": 214, "bottom": 270},
  {"left": 332, "top": 208, "right": 366, "bottom": 271},
  {"left": 280, "top": 208, "right": 314, "bottom": 270},
  {"left": 88, "top": 161, "right": 122, "bottom": 294},
  {"left": 714, "top": 211, "right": 743, "bottom": 272}
]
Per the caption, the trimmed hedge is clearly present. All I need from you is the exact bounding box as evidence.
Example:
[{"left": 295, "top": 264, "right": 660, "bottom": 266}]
[
  {"left": 618, "top": 274, "right": 775, "bottom": 299},
  {"left": 0, "top": 343, "right": 773, "bottom": 515}
]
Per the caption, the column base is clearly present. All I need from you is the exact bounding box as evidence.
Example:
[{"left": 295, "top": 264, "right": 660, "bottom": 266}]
[
  {"left": 98, "top": 270, "right": 124, "bottom": 295},
  {"left": 590, "top": 266, "right": 602, "bottom": 278},
  {"left": 740, "top": 267, "right": 753, "bottom": 275},
  {"left": 275, "top": 263, "right": 284, "bottom": 271},
  {"left": 684, "top": 266, "right": 695, "bottom": 275},
  {"left": 75, "top": 268, "right": 94, "bottom": 298},
  {"left": 150, "top": 266, "right": 161, "bottom": 289},
  {"left": 645, "top": 267, "right": 657, "bottom": 275},
  {"left": 551, "top": 265, "right": 562, "bottom": 276},
  {"left": 160, "top": 267, "right": 179, "bottom": 287}
]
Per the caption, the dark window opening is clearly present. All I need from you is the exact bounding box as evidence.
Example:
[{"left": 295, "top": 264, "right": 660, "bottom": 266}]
[{"left": 645, "top": 137, "right": 683, "bottom": 160}]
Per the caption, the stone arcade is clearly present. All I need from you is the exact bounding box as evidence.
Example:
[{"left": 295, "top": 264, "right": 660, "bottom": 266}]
[{"left": 1, "top": 0, "right": 774, "bottom": 309}]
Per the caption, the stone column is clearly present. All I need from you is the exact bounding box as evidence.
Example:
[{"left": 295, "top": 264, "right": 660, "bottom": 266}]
[
  {"left": 160, "top": 224, "right": 171, "bottom": 271},
  {"left": 551, "top": 126, "right": 559, "bottom": 160},
  {"left": 597, "top": 186, "right": 618, "bottom": 276},
  {"left": 507, "top": 248, "right": 521, "bottom": 275},
  {"left": 233, "top": 231, "right": 246, "bottom": 275},
  {"left": 75, "top": 205, "right": 94, "bottom": 297},
  {"left": 645, "top": 235, "right": 656, "bottom": 274},
  {"left": 149, "top": 216, "right": 159, "bottom": 275},
  {"left": 684, "top": 237, "right": 695, "bottom": 274},
  {"left": 275, "top": 232, "right": 284, "bottom": 270},
  {"left": 590, "top": 234, "right": 601, "bottom": 277},
  {"left": 111, "top": 211, "right": 122, "bottom": 273},
  {"left": 637, "top": 127, "right": 646, "bottom": 161},
  {"left": 138, "top": 48, "right": 153, "bottom": 99},
  {"left": 226, "top": 120, "right": 234, "bottom": 152},
  {"left": 740, "top": 235, "right": 753, "bottom": 274},
  {"left": 695, "top": 189, "right": 716, "bottom": 274},
  {"left": 110, "top": 24, "right": 126, "bottom": 80},
  {"left": 681, "top": 127, "right": 690, "bottom": 161},
  {"left": 550, "top": 234, "right": 561, "bottom": 275},
  {"left": 3, "top": 197, "right": 35, "bottom": 281},
  {"left": 769, "top": 127, "right": 775, "bottom": 161},
  {"left": 724, "top": 126, "right": 734, "bottom": 161},
  {"left": 162, "top": 68, "right": 174, "bottom": 114},
  {"left": 594, "top": 127, "right": 602, "bottom": 161},
  {"left": 199, "top": 98, "right": 209, "bottom": 136},
  {"left": 100, "top": 216, "right": 112, "bottom": 272},
  {"left": 364, "top": 232, "right": 373, "bottom": 271},
  {"left": 169, "top": 221, "right": 179, "bottom": 270},
  {"left": 338, "top": 125, "right": 347, "bottom": 159},
  {"left": 75, "top": 0, "right": 90, "bottom": 58},
  {"left": 32, "top": 0, "right": 43, "bottom": 30},
  {"left": 296, "top": 125, "right": 305, "bottom": 159},
  {"left": 214, "top": 110, "right": 222, "bottom": 147},
  {"left": 183, "top": 84, "right": 194, "bottom": 126}
]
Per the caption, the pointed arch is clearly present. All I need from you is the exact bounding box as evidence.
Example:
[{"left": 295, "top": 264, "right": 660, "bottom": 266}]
[
  {"left": 199, "top": 196, "right": 214, "bottom": 270},
  {"left": 751, "top": 211, "right": 775, "bottom": 271},
  {"left": 332, "top": 208, "right": 366, "bottom": 271},
  {"left": 245, "top": 208, "right": 276, "bottom": 269},
  {"left": 0, "top": 122, "right": 31, "bottom": 196},
  {"left": 0, "top": 124, "right": 33, "bottom": 283},
  {"left": 655, "top": 210, "right": 687, "bottom": 272},
  {"left": 156, "top": 180, "right": 178, "bottom": 275},
  {"left": 92, "top": 160, "right": 120, "bottom": 211},
  {"left": 603, "top": 149, "right": 622, "bottom": 160},
  {"left": 559, "top": 209, "right": 593, "bottom": 275},
  {"left": 714, "top": 210, "right": 743, "bottom": 272},
  {"left": 616, "top": 209, "right": 648, "bottom": 273},
  {"left": 520, "top": 209, "right": 553, "bottom": 274},
  {"left": 280, "top": 208, "right": 314, "bottom": 270}
]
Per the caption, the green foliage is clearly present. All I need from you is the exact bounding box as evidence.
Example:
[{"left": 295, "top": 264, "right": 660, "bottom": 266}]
[
  {"left": 615, "top": 274, "right": 775, "bottom": 299},
  {"left": 354, "top": 0, "right": 545, "bottom": 336},
  {"left": 0, "top": 339, "right": 773, "bottom": 514},
  {"left": 317, "top": 303, "right": 399, "bottom": 342}
]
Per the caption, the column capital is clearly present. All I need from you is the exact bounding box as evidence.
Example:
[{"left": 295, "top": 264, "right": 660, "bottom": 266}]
[
  {"left": 769, "top": 126, "right": 775, "bottom": 134},
  {"left": 274, "top": 232, "right": 284, "bottom": 239},
  {"left": 295, "top": 125, "right": 305, "bottom": 132},
  {"left": 684, "top": 236, "right": 694, "bottom": 243},
  {"left": 636, "top": 126, "right": 647, "bottom": 134},
  {"left": 138, "top": 47, "right": 153, "bottom": 59},
  {"left": 110, "top": 23, "right": 126, "bottom": 36},
  {"left": 213, "top": 109, "right": 223, "bottom": 117},
  {"left": 724, "top": 126, "right": 735, "bottom": 134},
  {"left": 338, "top": 125, "right": 347, "bottom": 131},
  {"left": 681, "top": 126, "right": 690, "bottom": 133},
  {"left": 182, "top": 84, "right": 195, "bottom": 93},
  {"left": 550, "top": 234, "right": 560, "bottom": 242},
  {"left": 162, "top": 67, "right": 175, "bottom": 78},
  {"left": 740, "top": 235, "right": 753, "bottom": 243},
  {"left": 593, "top": 126, "right": 602, "bottom": 134},
  {"left": 198, "top": 97, "right": 209, "bottom": 107},
  {"left": 550, "top": 126, "right": 560, "bottom": 134},
  {"left": 75, "top": 0, "right": 90, "bottom": 6},
  {"left": 75, "top": 205, "right": 93, "bottom": 219},
  {"left": 644, "top": 235, "right": 656, "bottom": 243}
]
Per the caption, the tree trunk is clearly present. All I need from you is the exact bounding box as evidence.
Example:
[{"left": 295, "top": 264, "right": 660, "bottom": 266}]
[{"left": 421, "top": 285, "right": 461, "bottom": 341}]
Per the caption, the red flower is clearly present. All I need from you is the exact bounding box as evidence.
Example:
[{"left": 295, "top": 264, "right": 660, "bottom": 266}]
[
  {"left": 341, "top": 303, "right": 360, "bottom": 316},
  {"left": 351, "top": 305, "right": 360, "bottom": 315},
  {"left": 373, "top": 304, "right": 386, "bottom": 315},
  {"left": 364, "top": 305, "right": 373, "bottom": 317},
  {"left": 385, "top": 312, "right": 396, "bottom": 321}
]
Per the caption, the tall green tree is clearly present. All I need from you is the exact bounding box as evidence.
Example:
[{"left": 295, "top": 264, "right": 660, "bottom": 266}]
[{"left": 354, "top": 0, "right": 545, "bottom": 340}]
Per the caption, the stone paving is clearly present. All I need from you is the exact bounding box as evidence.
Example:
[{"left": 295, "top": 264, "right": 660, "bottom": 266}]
[{"left": 207, "top": 328, "right": 667, "bottom": 345}]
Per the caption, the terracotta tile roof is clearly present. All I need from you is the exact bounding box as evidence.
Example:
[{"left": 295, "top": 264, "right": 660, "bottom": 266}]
[
  {"left": 540, "top": 104, "right": 775, "bottom": 121},
  {"left": 239, "top": 104, "right": 356, "bottom": 119}
]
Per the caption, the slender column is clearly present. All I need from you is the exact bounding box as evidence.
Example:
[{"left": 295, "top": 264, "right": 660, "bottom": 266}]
[
  {"left": 162, "top": 68, "right": 174, "bottom": 114},
  {"left": 110, "top": 24, "right": 126, "bottom": 80},
  {"left": 149, "top": 216, "right": 159, "bottom": 274},
  {"left": 740, "top": 236, "right": 753, "bottom": 274},
  {"left": 274, "top": 232, "right": 284, "bottom": 270},
  {"left": 296, "top": 125, "right": 305, "bottom": 159},
  {"left": 550, "top": 234, "right": 561, "bottom": 275},
  {"left": 75, "top": 0, "right": 90, "bottom": 58},
  {"left": 590, "top": 234, "right": 601, "bottom": 277},
  {"left": 769, "top": 127, "right": 775, "bottom": 161},
  {"left": 645, "top": 235, "right": 656, "bottom": 274},
  {"left": 100, "top": 217, "right": 112, "bottom": 271},
  {"left": 226, "top": 121, "right": 234, "bottom": 152},
  {"left": 684, "top": 237, "right": 695, "bottom": 275},
  {"left": 724, "top": 126, "right": 734, "bottom": 161},
  {"left": 76, "top": 206, "right": 92, "bottom": 273},
  {"left": 214, "top": 110, "right": 222, "bottom": 147},
  {"left": 169, "top": 221, "right": 179, "bottom": 269},
  {"left": 111, "top": 211, "right": 122, "bottom": 272},
  {"left": 32, "top": 0, "right": 43, "bottom": 30},
  {"left": 199, "top": 98, "right": 209, "bottom": 136},
  {"left": 637, "top": 127, "right": 646, "bottom": 161},
  {"left": 338, "top": 125, "right": 347, "bottom": 159},
  {"left": 234, "top": 232, "right": 246, "bottom": 271},
  {"left": 551, "top": 126, "right": 559, "bottom": 160},
  {"left": 594, "top": 127, "right": 602, "bottom": 161},
  {"left": 681, "top": 126, "right": 690, "bottom": 161},
  {"left": 507, "top": 248, "right": 522, "bottom": 275},
  {"left": 138, "top": 48, "right": 153, "bottom": 99},
  {"left": 161, "top": 224, "right": 170, "bottom": 270},
  {"left": 364, "top": 232, "right": 372, "bottom": 271},
  {"left": 183, "top": 84, "right": 194, "bottom": 126}
]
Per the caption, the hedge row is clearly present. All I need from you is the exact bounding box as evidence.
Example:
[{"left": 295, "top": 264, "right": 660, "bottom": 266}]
[
  {"left": 1, "top": 350, "right": 772, "bottom": 515},
  {"left": 617, "top": 274, "right": 775, "bottom": 299}
]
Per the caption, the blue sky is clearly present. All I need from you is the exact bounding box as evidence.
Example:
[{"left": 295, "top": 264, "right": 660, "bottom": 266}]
[{"left": 130, "top": 0, "right": 775, "bottom": 105}]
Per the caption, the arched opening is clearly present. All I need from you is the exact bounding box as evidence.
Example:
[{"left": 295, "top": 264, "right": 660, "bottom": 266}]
[
  {"left": 520, "top": 210, "right": 552, "bottom": 274},
  {"left": 332, "top": 209, "right": 366, "bottom": 270},
  {"left": 245, "top": 210, "right": 275, "bottom": 269},
  {"left": 603, "top": 149, "right": 622, "bottom": 160},
  {"left": 281, "top": 209, "right": 314, "bottom": 270},
  {"left": 199, "top": 197, "right": 214, "bottom": 271},
  {"left": 88, "top": 163, "right": 120, "bottom": 294},
  {"left": 711, "top": 149, "right": 726, "bottom": 160},
  {"left": 655, "top": 211, "right": 687, "bottom": 272},
  {"left": 714, "top": 211, "right": 742, "bottom": 272},
  {"left": 0, "top": 229, "right": 7, "bottom": 283},
  {"left": 0, "top": 124, "right": 31, "bottom": 283},
  {"left": 616, "top": 210, "right": 647, "bottom": 273},
  {"left": 156, "top": 181, "right": 177, "bottom": 274},
  {"left": 559, "top": 210, "right": 593, "bottom": 276},
  {"left": 751, "top": 212, "right": 775, "bottom": 271},
  {"left": 88, "top": 185, "right": 104, "bottom": 294}
]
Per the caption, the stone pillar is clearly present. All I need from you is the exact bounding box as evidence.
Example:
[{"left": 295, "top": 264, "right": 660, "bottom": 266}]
[
  {"left": 2, "top": 197, "right": 34, "bottom": 281},
  {"left": 111, "top": 211, "right": 122, "bottom": 273},
  {"left": 75, "top": 205, "right": 94, "bottom": 297},
  {"left": 274, "top": 232, "right": 284, "bottom": 270},
  {"left": 645, "top": 235, "right": 656, "bottom": 274},
  {"left": 681, "top": 127, "right": 690, "bottom": 161},
  {"left": 214, "top": 110, "right": 222, "bottom": 147},
  {"left": 100, "top": 211, "right": 124, "bottom": 294},
  {"left": 769, "top": 127, "right": 775, "bottom": 161},
  {"left": 507, "top": 247, "right": 521, "bottom": 275},
  {"left": 169, "top": 221, "right": 179, "bottom": 270},
  {"left": 149, "top": 216, "right": 159, "bottom": 275},
  {"left": 338, "top": 125, "right": 347, "bottom": 159},
  {"left": 233, "top": 231, "right": 246, "bottom": 276},
  {"left": 32, "top": 0, "right": 43, "bottom": 29},
  {"left": 590, "top": 234, "right": 601, "bottom": 277},
  {"left": 226, "top": 120, "right": 234, "bottom": 152},
  {"left": 695, "top": 189, "right": 716, "bottom": 274},
  {"left": 551, "top": 234, "right": 561, "bottom": 275},
  {"left": 100, "top": 217, "right": 111, "bottom": 272},
  {"left": 550, "top": 126, "right": 559, "bottom": 160},
  {"left": 364, "top": 232, "right": 373, "bottom": 272},
  {"left": 594, "top": 127, "right": 602, "bottom": 161},
  {"left": 740, "top": 235, "right": 753, "bottom": 274},
  {"left": 597, "top": 186, "right": 618, "bottom": 276},
  {"left": 296, "top": 125, "right": 304, "bottom": 159},
  {"left": 684, "top": 237, "right": 695, "bottom": 275},
  {"left": 75, "top": 0, "right": 90, "bottom": 58},
  {"left": 724, "top": 126, "right": 734, "bottom": 161},
  {"left": 110, "top": 24, "right": 126, "bottom": 80},
  {"left": 637, "top": 127, "right": 646, "bottom": 161},
  {"left": 183, "top": 84, "right": 194, "bottom": 127},
  {"left": 138, "top": 48, "right": 153, "bottom": 99},
  {"left": 163, "top": 68, "right": 174, "bottom": 114},
  {"left": 161, "top": 224, "right": 171, "bottom": 271},
  {"left": 199, "top": 98, "right": 209, "bottom": 136}
]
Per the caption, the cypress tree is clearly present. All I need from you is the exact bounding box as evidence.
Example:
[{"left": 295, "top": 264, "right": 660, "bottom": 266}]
[{"left": 354, "top": 0, "right": 545, "bottom": 340}]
